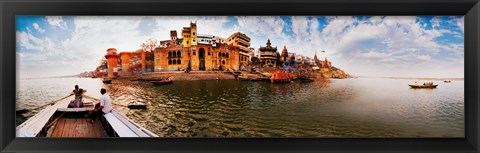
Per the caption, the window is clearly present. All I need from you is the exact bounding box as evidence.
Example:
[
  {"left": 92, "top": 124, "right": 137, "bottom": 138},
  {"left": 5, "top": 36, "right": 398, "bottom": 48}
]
[
  {"left": 208, "top": 52, "right": 210, "bottom": 56},
  {"left": 193, "top": 39, "right": 195, "bottom": 42},
  {"left": 193, "top": 32, "right": 195, "bottom": 35},
  {"left": 173, "top": 60, "right": 177, "bottom": 65},
  {"left": 222, "top": 53, "right": 226, "bottom": 57},
  {"left": 218, "top": 52, "right": 221, "bottom": 57},
  {"left": 193, "top": 52, "right": 196, "bottom": 55},
  {"left": 168, "top": 60, "right": 172, "bottom": 65},
  {"left": 178, "top": 59, "right": 181, "bottom": 64},
  {"left": 226, "top": 53, "right": 229, "bottom": 58},
  {"left": 187, "top": 41, "right": 189, "bottom": 44},
  {"left": 168, "top": 51, "right": 172, "bottom": 57},
  {"left": 177, "top": 51, "right": 181, "bottom": 57},
  {"left": 222, "top": 60, "right": 225, "bottom": 65}
]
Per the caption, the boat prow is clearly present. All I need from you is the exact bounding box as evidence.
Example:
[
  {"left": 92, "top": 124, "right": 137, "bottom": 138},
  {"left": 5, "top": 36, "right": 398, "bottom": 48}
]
[{"left": 16, "top": 94, "right": 157, "bottom": 137}]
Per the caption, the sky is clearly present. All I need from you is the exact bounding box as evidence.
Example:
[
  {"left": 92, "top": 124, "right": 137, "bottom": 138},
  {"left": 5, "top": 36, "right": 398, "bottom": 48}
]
[{"left": 16, "top": 16, "right": 464, "bottom": 78}]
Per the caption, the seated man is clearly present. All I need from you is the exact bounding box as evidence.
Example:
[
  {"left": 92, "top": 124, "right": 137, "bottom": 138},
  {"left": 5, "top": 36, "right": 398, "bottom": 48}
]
[
  {"left": 88, "top": 88, "right": 113, "bottom": 124},
  {"left": 73, "top": 88, "right": 84, "bottom": 108}
]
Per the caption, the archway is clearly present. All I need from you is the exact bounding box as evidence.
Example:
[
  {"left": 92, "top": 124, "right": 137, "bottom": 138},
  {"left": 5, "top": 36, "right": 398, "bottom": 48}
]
[{"left": 199, "top": 48, "right": 206, "bottom": 70}]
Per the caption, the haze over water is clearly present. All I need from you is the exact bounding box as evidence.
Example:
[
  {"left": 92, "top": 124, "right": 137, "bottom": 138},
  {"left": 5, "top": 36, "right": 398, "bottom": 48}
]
[{"left": 17, "top": 77, "right": 464, "bottom": 137}]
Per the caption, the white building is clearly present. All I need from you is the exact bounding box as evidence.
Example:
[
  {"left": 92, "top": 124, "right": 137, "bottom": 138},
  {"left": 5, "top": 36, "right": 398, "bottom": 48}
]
[{"left": 197, "top": 34, "right": 215, "bottom": 46}]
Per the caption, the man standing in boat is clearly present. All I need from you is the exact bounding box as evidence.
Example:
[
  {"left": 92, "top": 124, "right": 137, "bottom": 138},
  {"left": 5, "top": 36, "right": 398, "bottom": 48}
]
[{"left": 89, "top": 88, "right": 113, "bottom": 124}]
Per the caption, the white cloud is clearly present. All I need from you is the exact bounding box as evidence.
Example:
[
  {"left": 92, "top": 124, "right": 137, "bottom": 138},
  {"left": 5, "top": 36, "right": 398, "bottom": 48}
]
[
  {"left": 33, "top": 23, "right": 45, "bottom": 33},
  {"left": 455, "top": 16, "right": 464, "bottom": 33},
  {"left": 417, "top": 55, "right": 431, "bottom": 61},
  {"left": 16, "top": 31, "right": 62, "bottom": 55},
  {"left": 430, "top": 17, "right": 441, "bottom": 28},
  {"left": 16, "top": 16, "right": 464, "bottom": 78},
  {"left": 46, "top": 16, "right": 67, "bottom": 29}
]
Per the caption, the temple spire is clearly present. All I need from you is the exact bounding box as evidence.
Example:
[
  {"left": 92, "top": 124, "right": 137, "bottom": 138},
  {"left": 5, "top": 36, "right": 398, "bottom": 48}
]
[{"left": 266, "top": 39, "right": 271, "bottom": 46}]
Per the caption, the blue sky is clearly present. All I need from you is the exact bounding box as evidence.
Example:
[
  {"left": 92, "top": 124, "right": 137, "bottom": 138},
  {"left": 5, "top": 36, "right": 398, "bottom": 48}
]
[{"left": 16, "top": 16, "right": 464, "bottom": 78}]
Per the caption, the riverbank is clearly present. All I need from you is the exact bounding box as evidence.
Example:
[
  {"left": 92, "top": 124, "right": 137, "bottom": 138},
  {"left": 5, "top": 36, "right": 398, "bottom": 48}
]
[{"left": 109, "top": 68, "right": 351, "bottom": 81}]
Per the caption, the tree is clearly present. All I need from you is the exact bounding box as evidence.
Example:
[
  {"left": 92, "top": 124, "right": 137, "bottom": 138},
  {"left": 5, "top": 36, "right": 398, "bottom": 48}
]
[{"left": 140, "top": 38, "right": 158, "bottom": 52}]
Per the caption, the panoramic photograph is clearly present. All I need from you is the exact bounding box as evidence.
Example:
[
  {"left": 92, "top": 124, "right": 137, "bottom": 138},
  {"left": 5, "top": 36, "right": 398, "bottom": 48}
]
[{"left": 16, "top": 16, "right": 464, "bottom": 137}]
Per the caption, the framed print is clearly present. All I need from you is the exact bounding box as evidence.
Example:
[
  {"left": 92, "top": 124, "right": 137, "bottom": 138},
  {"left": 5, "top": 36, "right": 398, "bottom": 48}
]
[{"left": 1, "top": 0, "right": 479, "bottom": 152}]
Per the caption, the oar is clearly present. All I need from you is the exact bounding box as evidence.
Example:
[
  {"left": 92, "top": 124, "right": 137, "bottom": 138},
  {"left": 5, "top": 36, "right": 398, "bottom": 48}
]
[
  {"left": 16, "top": 94, "right": 74, "bottom": 115},
  {"left": 83, "top": 95, "right": 147, "bottom": 110}
]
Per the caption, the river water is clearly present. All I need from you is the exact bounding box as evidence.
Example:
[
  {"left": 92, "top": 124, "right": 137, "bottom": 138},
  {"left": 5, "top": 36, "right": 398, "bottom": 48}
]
[{"left": 16, "top": 77, "right": 464, "bottom": 137}]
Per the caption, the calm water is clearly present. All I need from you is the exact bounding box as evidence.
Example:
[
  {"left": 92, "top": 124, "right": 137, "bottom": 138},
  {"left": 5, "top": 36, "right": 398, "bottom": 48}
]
[{"left": 16, "top": 77, "right": 464, "bottom": 137}]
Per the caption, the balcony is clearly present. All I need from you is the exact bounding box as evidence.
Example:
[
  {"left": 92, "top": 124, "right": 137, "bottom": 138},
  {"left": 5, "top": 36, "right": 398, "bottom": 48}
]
[
  {"left": 236, "top": 38, "right": 250, "bottom": 46},
  {"left": 239, "top": 52, "right": 250, "bottom": 56},
  {"left": 238, "top": 45, "right": 249, "bottom": 52}
]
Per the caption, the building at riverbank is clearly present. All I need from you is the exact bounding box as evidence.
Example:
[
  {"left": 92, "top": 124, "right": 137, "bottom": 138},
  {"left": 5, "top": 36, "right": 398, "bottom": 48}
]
[
  {"left": 259, "top": 39, "right": 278, "bottom": 66},
  {"left": 227, "top": 32, "right": 251, "bottom": 66},
  {"left": 153, "top": 21, "right": 241, "bottom": 71}
]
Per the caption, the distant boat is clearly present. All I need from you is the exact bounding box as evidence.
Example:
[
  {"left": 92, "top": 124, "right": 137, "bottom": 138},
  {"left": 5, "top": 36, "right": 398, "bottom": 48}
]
[
  {"left": 139, "top": 77, "right": 163, "bottom": 82},
  {"left": 408, "top": 84, "right": 438, "bottom": 88},
  {"left": 298, "top": 73, "right": 314, "bottom": 82},
  {"left": 102, "top": 79, "right": 112, "bottom": 84},
  {"left": 150, "top": 76, "right": 174, "bottom": 85},
  {"left": 444, "top": 80, "right": 452, "bottom": 83},
  {"left": 270, "top": 70, "right": 292, "bottom": 83},
  {"left": 299, "top": 77, "right": 314, "bottom": 82}
]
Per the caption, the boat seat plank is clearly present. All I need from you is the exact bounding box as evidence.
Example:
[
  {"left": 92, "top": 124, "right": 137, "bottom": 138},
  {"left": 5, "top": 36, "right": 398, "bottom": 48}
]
[
  {"left": 57, "top": 107, "right": 94, "bottom": 112},
  {"left": 103, "top": 113, "right": 138, "bottom": 137}
]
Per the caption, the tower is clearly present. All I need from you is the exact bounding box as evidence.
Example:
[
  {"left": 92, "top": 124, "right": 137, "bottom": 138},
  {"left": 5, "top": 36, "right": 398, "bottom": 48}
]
[
  {"left": 170, "top": 30, "right": 177, "bottom": 40},
  {"left": 119, "top": 52, "right": 131, "bottom": 73},
  {"left": 105, "top": 48, "right": 119, "bottom": 78},
  {"left": 281, "top": 45, "right": 288, "bottom": 62},
  {"left": 190, "top": 21, "right": 197, "bottom": 46}
]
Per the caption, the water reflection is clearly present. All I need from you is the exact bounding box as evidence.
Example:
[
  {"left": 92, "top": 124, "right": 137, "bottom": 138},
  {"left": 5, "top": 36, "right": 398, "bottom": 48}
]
[{"left": 17, "top": 77, "right": 464, "bottom": 137}]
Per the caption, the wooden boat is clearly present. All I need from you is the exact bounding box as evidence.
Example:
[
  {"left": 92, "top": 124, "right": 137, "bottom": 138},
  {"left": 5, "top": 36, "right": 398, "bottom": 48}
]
[
  {"left": 150, "top": 76, "right": 174, "bottom": 85},
  {"left": 299, "top": 77, "right": 314, "bottom": 82},
  {"left": 408, "top": 84, "right": 438, "bottom": 88},
  {"left": 270, "top": 70, "right": 292, "bottom": 83},
  {"left": 444, "top": 80, "right": 452, "bottom": 83},
  {"left": 138, "top": 77, "right": 163, "bottom": 82},
  {"left": 102, "top": 79, "right": 112, "bottom": 84},
  {"left": 150, "top": 80, "right": 172, "bottom": 85},
  {"left": 238, "top": 75, "right": 268, "bottom": 81},
  {"left": 16, "top": 95, "right": 158, "bottom": 137}
]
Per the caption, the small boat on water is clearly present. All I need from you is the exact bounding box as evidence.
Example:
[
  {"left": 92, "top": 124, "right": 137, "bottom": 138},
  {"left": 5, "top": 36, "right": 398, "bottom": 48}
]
[
  {"left": 150, "top": 80, "right": 172, "bottom": 85},
  {"left": 139, "top": 77, "right": 163, "bottom": 82},
  {"left": 102, "top": 79, "right": 112, "bottom": 84},
  {"left": 150, "top": 76, "right": 174, "bottom": 85},
  {"left": 299, "top": 77, "right": 314, "bottom": 82},
  {"left": 16, "top": 95, "right": 157, "bottom": 137},
  {"left": 408, "top": 84, "right": 438, "bottom": 88},
  {"left": 444, "top": 80, "right": 452, "bottom": 83},
  {"left": 270, "top": 70, "right": 292, "bottom": 83}
]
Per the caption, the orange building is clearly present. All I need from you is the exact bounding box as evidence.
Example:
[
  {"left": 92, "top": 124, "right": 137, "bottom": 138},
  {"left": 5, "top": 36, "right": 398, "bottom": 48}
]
[
  {"left": 154, "top": 43, "right": 240, "bottom": 71},
  {"left": 153, "top": 22, "right": 241, "bottom": 71}
]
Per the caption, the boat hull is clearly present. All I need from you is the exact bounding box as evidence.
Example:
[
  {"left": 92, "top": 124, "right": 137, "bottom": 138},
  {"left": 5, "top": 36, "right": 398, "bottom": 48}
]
[
  {"left": 16, "top": 95, "right": 158, "bottom": 137},
  {"left": 408, "top": 84, "right": 438, "bottom": 88},
  {"left": 150, "top": 80, "right": 173, "bottom": 85}
]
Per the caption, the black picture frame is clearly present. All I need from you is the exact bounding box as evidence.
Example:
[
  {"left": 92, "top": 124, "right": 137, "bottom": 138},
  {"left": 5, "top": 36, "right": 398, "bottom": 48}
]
[{"left": 1, "top": 0, "right": 479, "bottom": 152}]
